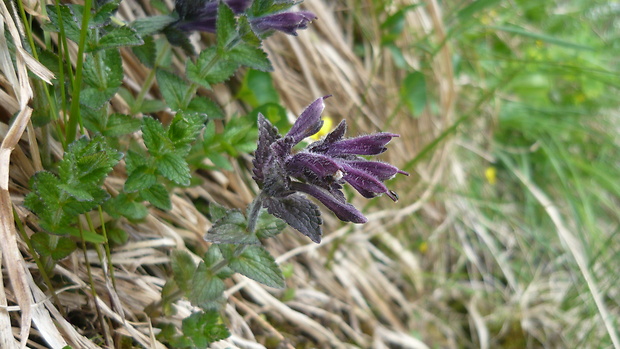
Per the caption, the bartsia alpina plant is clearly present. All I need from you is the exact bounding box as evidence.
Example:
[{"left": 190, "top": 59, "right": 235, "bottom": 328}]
[
  {"left": 253, "top": 96, "right": 409, "bottom": 243},
  {"left": 174, "top": 0, "right": 317, "bottom": 37}
]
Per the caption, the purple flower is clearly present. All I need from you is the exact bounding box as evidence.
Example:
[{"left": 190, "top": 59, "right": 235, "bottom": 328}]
[
  {"left": 249, "top": 11, "right": 317, "bottom": 36},
  {"left": 253, "top": 96, "right": 408, "bottom": 242},
  {"left": 173, "top": 0, "right": 316, "bottom": 37}
]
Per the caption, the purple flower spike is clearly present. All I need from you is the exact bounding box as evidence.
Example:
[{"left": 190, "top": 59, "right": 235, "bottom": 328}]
[
  {"left": 250, "top": 11, "right": 317, "bottom": 36},
  {"left": 253, "top": 96, "right": 407, "bottom": 243}
]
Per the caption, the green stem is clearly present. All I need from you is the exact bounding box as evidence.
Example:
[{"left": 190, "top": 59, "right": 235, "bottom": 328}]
[
  {"left": 210, "top": 194, "right": 264, "bottom": 274},
  {"left": 180, "top": 35, "right": 242, "bottom": 108},
  {"left": 97, "top": 206, "right": 117, "bottom": 290},
  {"left": 133, "top": 42, "right": 171, "bottom": 114},
  {"left": 66, "top": 0, "right": 93, "bottom": 145}
]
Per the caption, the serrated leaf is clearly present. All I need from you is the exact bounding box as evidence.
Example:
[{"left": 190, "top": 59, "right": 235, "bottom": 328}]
[
  {"left": 104, "top": 193, "right": 149, "bottom": 220},
  {"left": 230, "top": 44, "right": 272, "bottom": 72},
  {"left": 157, "top": 153, "right": 191, "bottom": 186},
  {"left": 208, "top": 202, "right": 228, "bottom": 222},
  {"left": 182, "top": 311, "right": 230, "bottom": 347},
  {"left": 125, "top": 165, "right": 156, "bottom": 192},
  {"left": 142, "top": 116, "right": 174, "bottom": 156},
  {"left": 81, "top": 87, "right": 119, "bottom": 109},
  {"left": 131, "top": 35, "right": 157, "bottom": 68},
  {"left": 91, "top": 0, "right": 120, "bottom": 28},
  {"left": 131, "top": 15, "right": 176, "bottom": 36},
  {"left": 186, "top": 47, "right": 238, "bottom": 87},
  {"left": 163, "top": 25, "right": 195, "bottom": 55},
  {"left": 204, "top": 209, "right": 259, "bottom": 245},
  {"left": 58, "top": 183, "right": 94, "bottom": 201},
  {"left": 249, "top": 0, "right": 296, "bottom": 18},
  {"left": 44, "top": 4, "right": 83, "bottom": 43},
  {"left": 95, "top": 25, "right": 143, "bottom": 51},
  {"left": 188, "top": 97, "right": 224, "bottom": 119},
  {"left": 238, "top": 16, "right": 262, "bottom": 46},
  {"left": 189, "top": 262, "right": 225, "bottom": 308},
  {"left": 228, "top": 245, "right": 284, "bottom": 288},
  {"left": 263, "top": 194, "right": 322, "bottom": 243},
  {"left": 83, "top": 49, "right": 123, "bottom": 90},
  {"left": 168, "top": 112, "right": 207, "bottom": 151},
  {"left": 31, "top": 233, "right": 77, "bottom": 260},
  {"left": 171, "top": 249, "right": 197, "bottom": 291},
  {"left": 255, "top": 209, "right": 286, "bottom": 239},
  {"left": 216, "top": 3, "right": 237, "bottom": 51},
  {"left": 156, "top": 69, "right": 190, "bottom": 110},
  {"left": 63, "top": 187, "right": 109, "bottom": 215},
  {"left": 125, "top": 149, "right": 148, "bottom": 174},
  {"left": 104, "top": 113, "right": 141, "bottom": 136},
  {"left": 140, "top": 183, "right": 171, "bottom": 210}
]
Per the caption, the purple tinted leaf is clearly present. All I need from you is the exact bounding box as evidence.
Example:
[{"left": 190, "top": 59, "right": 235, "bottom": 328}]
[
  {"left": 340, "top": 164, "right": 390, "bottom": 199},
  {"left": 286, "top": 96, "right": 327, "bottom": 143},
  {"left": 224, "top": 0, "right": 252, "bottom": 13},
  {"left": 285, "top": 152, "right": 341, "bottom": 178},
  {"left": 291, "top": 182, "right": 367, "bottom": 224},
  {"left": 307, "top": 120, "right": 346, "bottom": 153},
  {"left": 263, "top": 194, "right": 323, "bottom": 243},
  {"left": 253, "top": 114, "right": 280, "bottom": 183},
  {"left": 326, "top": 133, "right": 399, "bottom": 156}
]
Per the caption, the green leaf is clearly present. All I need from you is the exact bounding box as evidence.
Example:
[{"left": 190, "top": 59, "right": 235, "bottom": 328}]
[
  {"left": 131, "top": 35, "right": 157, "bottom": 68},
  {"left": 228, "top": 245, "right": 284, "bottom": 288},
  {"left": 208, "top": 202, "right": 228, "bottom": 222},
  {"left": 81, "top": 49, "right": 123, "bottom": 108},
  {"left": 31, "top": 233, "right": 77, "bottom": 260},
  {"left": 125, "top": 165, "right": 157, "bottom": 192},
  {"left": 91, "top": 0, "right": 120, "bottom": 28},
  {"left": 68, "top": 229, "right": 106, "bottom": 244},
  {"left": 104, "top": 113, "right": 141, "bottom": 136},
  {"left": 168, "top": 112, "right": 207, "bottom": 152},
  {"left": 181, "top": 311, "right": 230, "bottom": 348},
  {"left": 104, "top": 193, "right": 149, "bottom": 220},
  {"left": 189, "top": 262, "right": 225, "bottom": 309},
  {"left": 142, "top": 116, "right": 174, "bottom": 156},
  {"left": 489, "top": 25, "right": 595, "bottom": 51},
  {"left": 249, "top": 0, "right": 295, "bottom": 18},
  {"left": 171, "top": 249, "right": 197, "bottom": 291},
  {"left": 204, "top": 209, "right": 260, "bottom": 245},
  {"left": 400, "top": 71, "right": 427, "bottom": 117},
  {"left": 107, "top": 228, "right": 128, "bottom": 245},
  {"left": 255, "top": 209, "right": 286, "bottom": 239},
  {"left": 238, "top": 16, "right": 261, "bottom": 47},
  {"left": 188, "top": 97, "right": 225, "bottom": 119},
  {"left": 140, "top": 99, "right": 167, "bottom": 114},
  {"left": 230, "top": 44, "right": 272, "bottom": 72},
  {"left": 157, "top": 153, "right": 191, "bottom": 186},
  {"left": 125, "top": 149, "right": 148, "bottom": 174},
  {"left": 156, "top": 69, "right": 190, "bottom": 110},
  {"left": 95, "top": 25, "right": 144, "bottom": 51},
  {"left": 216, "top": 3, "right": 237, "bottom": 51},
  {"left": 186, "top": 47, "right": 238, "bottom": 87},
  {"left": 238, "top": 70, "right": 279, "bottom": 108},
  {"left": 140, "top": 183, "right": 171, "bottom": 210},
  {"left": 163, "top": 25, "right": 195, "bottom": 55},
  {"left": 44, "top": 4, "right": 83, "bottom": 43},
  {"left": 131, "top": 15, "right": 176, "bottom": 36}
]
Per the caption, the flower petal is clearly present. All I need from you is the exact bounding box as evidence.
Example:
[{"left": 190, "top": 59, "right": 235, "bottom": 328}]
[
  {"left": 343, "top": 160, "right": 409, "bottom": 181},
  {"left": 286, "top": 152, "right": 342, "bottom": 178},
  {"left": 250, "top": 11, "right": 317, "bottom": 36},
  {"left": 286, "top": 96, "right": 328, "bottom": 143},
  {"left": 307, "top": 120, "right": 347, "bottom": 153},
  {"left": 292, "top": 182, "right": 367, "bottom": 223},
  {"left": 224, "top": 0, "right": 251, "bottom": 14},
  {"left": 326, "top": 133, "right": 399, "bottom": 156},
  {"left": 340, "top": 163, "right": 400, "bottom": 201}
]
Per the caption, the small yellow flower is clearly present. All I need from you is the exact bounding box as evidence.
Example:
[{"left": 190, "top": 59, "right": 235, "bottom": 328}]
[
  {"left": 419, "top": 241, "right": 428, "bottom": 254},
  {"left": 310, "top": 116, "right": 334, "bottom": 140},
  {"left": 485, "top": 166, "right": 497, "bottom": 185},
  {"left": 536, "top": 40, "right": 544, "bottom": 48}
]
